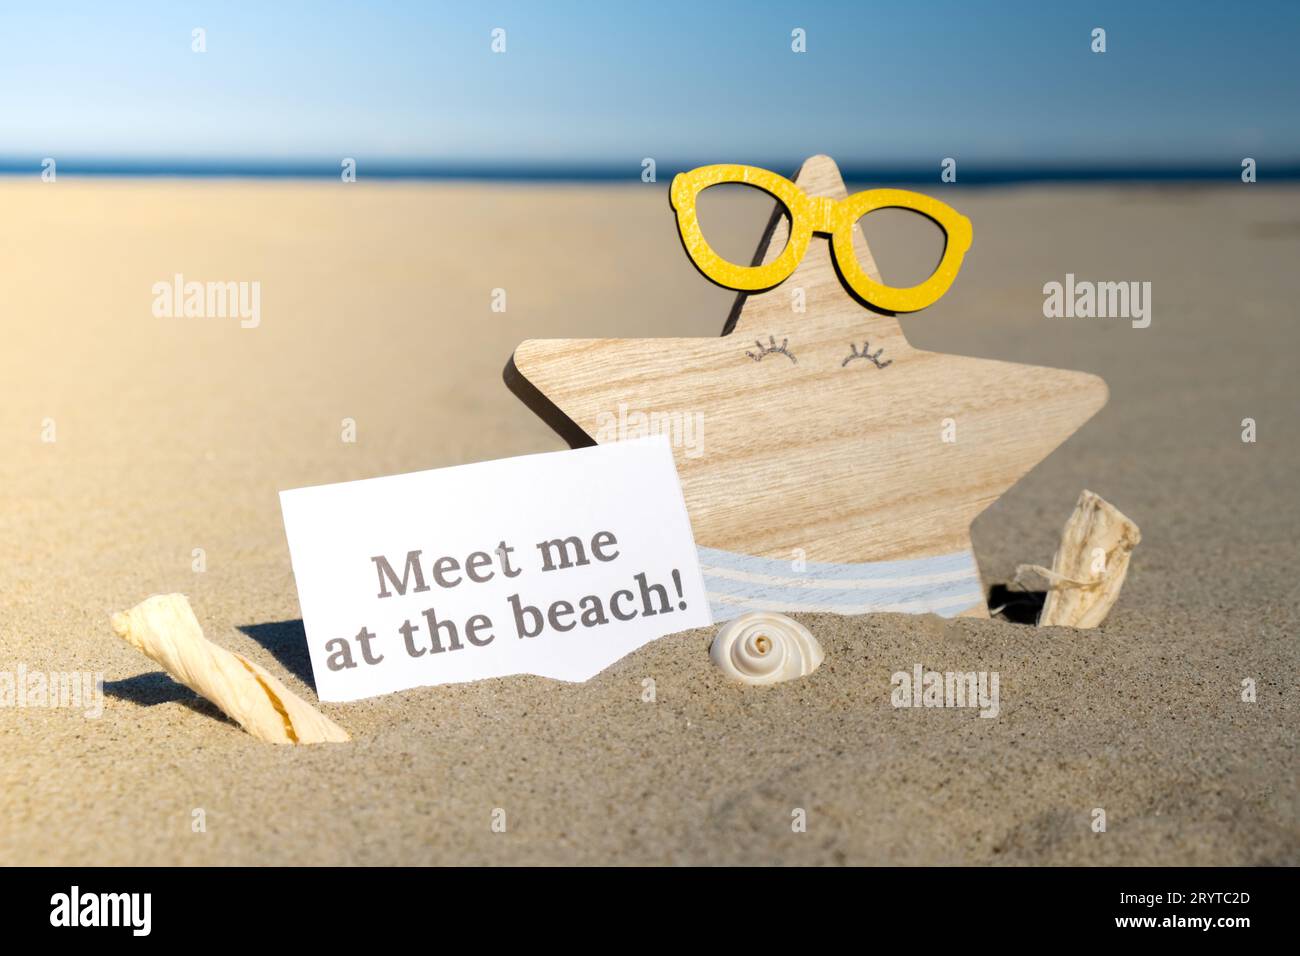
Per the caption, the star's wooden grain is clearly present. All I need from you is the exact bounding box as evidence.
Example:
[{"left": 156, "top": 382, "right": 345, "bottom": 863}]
[{"left": 507, "top": 155, "right": 1107, "bottom": 617}]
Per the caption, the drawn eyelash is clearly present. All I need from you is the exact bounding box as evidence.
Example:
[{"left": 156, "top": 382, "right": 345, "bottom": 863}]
[
  {"left": 745, "top": 335, "right": 797, "bottom": 364},
  {"left": 841, "top": 341, "right": 892, "bottom": 369}
]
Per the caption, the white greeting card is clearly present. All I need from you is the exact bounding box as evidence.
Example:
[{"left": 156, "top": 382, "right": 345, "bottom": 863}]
[{"left": 279, "top": 436, "right": 711, "bottom": 702}]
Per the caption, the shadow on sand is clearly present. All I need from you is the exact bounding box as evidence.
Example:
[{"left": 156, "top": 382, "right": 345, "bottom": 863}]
[{"left": 237, "top": 619, "right": 315, "bottom": 691}]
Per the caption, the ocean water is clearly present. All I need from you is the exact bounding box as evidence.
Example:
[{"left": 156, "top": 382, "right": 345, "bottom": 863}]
[{"left": 2, "top": 157, "right": 1296, "bottom": 184}]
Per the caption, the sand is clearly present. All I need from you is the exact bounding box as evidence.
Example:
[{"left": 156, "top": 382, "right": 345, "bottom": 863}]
[{"left": 0, "top": 178, "right": 1296, "bottom": 865}]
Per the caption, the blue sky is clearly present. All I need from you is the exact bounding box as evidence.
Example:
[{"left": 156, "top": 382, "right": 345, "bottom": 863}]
[{"left": 1, "top": 0, "right": 1296, "bottom": 167}]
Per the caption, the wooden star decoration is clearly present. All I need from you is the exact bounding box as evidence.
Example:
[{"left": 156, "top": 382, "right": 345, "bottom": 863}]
[{"left": 506, "top": 155, "right": 1107, "bottom": 621}]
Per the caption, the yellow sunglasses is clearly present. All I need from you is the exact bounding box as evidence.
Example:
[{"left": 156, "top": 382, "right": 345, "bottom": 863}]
[{"left": 670, "top": 164, "right": 973, "bottom": 313}]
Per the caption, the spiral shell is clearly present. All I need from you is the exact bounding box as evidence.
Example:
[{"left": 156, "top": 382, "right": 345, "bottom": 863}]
[{"left": 709, "top": 612, "right": 824, "bottom": 685}]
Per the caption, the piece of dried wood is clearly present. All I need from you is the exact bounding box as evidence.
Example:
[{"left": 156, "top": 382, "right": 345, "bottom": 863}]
[
  {"left": 1015, "top": 490, "right": 1141, "bottom": 628},
  {"left": 111, "top": 593, "right": 349, "bottom": 744}
]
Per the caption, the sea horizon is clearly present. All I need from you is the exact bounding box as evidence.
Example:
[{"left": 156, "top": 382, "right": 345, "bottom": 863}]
[{"left": 3, "top": 156, "right": 1297, "bottom": 185}]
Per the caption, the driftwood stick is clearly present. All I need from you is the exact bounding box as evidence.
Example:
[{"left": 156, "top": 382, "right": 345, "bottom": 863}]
[
  {"left": 111, "top": 593, "right": 349, "bottom": 744},
  {"left": 1015, "top": 490, "right": 1141, "bottom": 628}
]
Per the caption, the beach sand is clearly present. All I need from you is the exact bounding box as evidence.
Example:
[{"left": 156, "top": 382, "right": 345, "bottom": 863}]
[{"left": 0, "top": 178, "right": 1296, "bottom": 865}]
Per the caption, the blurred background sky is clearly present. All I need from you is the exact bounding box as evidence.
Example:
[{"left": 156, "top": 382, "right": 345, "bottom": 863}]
[{"left": 1, "top": 0, "right": 1296, "bottom": 176}]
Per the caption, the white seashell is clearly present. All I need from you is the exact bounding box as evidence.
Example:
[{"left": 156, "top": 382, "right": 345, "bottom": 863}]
[{"left": 709, "top": 612, "right": 824, "bottom": 685}]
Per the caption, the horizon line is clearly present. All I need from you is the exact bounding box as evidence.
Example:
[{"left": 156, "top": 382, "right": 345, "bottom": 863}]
[{"left": 2, "top": 156, "right": 1296, "bottom": 185}]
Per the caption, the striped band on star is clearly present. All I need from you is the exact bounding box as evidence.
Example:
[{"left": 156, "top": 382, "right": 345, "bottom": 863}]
[{"left": 697, "top": 545, "right": 984, "bottom": 622}]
